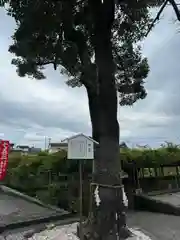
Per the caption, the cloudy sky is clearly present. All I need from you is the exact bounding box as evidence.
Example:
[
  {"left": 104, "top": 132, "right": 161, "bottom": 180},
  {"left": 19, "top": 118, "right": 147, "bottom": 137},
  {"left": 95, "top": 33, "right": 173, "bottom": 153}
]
[{"left": 0, "top": 6, "right": 180, "bottom": 148}]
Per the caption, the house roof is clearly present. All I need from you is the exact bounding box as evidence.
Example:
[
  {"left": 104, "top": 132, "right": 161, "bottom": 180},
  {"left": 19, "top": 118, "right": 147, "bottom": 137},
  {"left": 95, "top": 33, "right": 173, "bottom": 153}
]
[
  {"left": 120, "top": 142, "right": 128, "bottom": 148},
  {"left": 62, "top": 133, "right": 99, "bottom": 144},
  {"left": 11, "top": 148, "right": 23, "bottom": 152},
  {"left": 50, "top": 142, "right": 68, "bottom": 147},
  {"left": 16, "top": 145, "right": 30, "bottom": 149}
]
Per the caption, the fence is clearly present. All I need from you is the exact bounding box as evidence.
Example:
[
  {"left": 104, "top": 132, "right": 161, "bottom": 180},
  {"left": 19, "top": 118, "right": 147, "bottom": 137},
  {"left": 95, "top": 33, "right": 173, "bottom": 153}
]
[{"left": 123, "top": 162, "right": 180, "bottom": 194}]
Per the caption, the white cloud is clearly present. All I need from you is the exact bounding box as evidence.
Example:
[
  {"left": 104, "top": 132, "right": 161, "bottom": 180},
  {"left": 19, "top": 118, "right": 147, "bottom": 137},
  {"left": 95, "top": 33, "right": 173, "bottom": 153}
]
[{"left": 0, "top": 6, "right": 180, "bottom": 148}]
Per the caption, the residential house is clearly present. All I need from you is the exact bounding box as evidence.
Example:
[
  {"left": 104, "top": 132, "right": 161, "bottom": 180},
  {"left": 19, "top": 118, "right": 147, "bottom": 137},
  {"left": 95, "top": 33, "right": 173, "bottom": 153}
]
[
  {"left": 14, "top": 145, "right": 29, "bottom": 155},
  {"left": 12, "top": 145, "right": 41, "bottom": 155},
  {"left": 16, "top": 145, "right": 30, "bottom": 152},
  {"left": 49, "top": 142, "right": 68, "bottom": 153},
  {"left": 120, "top": 142, "right": 128, "bottom": 149}
]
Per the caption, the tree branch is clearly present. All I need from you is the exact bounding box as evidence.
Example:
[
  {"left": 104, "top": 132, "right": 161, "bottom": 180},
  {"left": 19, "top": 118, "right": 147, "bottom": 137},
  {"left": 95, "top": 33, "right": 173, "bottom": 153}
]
[
  {"left": 146, "top": 0, "right": 180, "bottom": 37},
  {"left": 36, "top": 60, "right": 55, "bottom": 66},
  {"left": 61, "top": 1, "right": 97, "bottom": 89},
  {"left": 145, "top": 0, "right": 168, "bottom": 37},
  {"left": 169, "top": 0, "right": 180, "bottom": 21}
]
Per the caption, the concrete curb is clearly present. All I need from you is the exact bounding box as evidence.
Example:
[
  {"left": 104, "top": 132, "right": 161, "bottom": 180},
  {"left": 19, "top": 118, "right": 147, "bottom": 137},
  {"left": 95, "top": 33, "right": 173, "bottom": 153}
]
[
  {"left": 0, "top": 185, "right": 66, "bottom": 213},
  {"left": 146, "top": 188, "right": 180, "bottom": 196},
  {"left": 134, "top": 194, "right": 180, "bottom": 216},
  {"left": 0, "top": 212, "right": 78, "bottom": 233}
]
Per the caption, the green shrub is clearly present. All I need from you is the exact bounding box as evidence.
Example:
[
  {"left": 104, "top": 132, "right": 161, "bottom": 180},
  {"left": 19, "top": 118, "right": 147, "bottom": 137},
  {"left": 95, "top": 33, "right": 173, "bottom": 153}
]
[{"left": 5, "top": 143, "right": 180, "bottom": 214}]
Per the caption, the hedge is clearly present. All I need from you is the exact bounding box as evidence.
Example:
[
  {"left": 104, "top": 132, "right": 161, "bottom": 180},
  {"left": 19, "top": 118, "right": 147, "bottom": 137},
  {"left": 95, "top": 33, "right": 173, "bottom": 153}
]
[{"left": 4, "top": 143, "right": 180, "bottom": 214}]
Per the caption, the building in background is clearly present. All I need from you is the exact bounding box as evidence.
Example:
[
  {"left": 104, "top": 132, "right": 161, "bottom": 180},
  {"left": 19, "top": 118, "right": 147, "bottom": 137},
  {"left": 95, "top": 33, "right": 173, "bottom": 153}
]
[
  {"left": 120, "top": 142, "right": 128, "bottom": 148},
  {"left": 10, "top": 146, "right": 27, "bottom": 155},
  {"left": 16, "top": 145, "right": 29, "bottom": 151},
  {"left": 49, "top": 142, "right": 68, "bottom": 153},
  {"left": 11, "top": 145, "right": 41, "bottom": 155}
]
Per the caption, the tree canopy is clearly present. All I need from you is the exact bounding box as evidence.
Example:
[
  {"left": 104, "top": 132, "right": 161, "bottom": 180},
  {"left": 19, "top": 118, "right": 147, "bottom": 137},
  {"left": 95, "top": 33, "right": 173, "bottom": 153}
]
[
  {"left": 0, "top": 1, "right": 168, "bottom": 239},
  {"left": 0, "top": 0, "right": 156, "bottom": 105}
]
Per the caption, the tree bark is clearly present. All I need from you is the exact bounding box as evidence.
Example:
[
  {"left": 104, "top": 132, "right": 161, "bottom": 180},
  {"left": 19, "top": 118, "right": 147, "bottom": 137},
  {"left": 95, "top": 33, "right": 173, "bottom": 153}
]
[
  {"left": 80, "top": 0, "right": 130, "bottom": 239},
  {"left": 86, "top": 85, "right": 100, "bottom": 143}
]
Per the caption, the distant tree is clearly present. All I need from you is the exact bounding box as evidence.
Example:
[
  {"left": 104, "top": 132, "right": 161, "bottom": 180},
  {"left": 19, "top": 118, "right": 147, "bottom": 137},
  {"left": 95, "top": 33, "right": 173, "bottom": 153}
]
[{"left": 1, "top": 0, "right": 162, "bottom": 239}]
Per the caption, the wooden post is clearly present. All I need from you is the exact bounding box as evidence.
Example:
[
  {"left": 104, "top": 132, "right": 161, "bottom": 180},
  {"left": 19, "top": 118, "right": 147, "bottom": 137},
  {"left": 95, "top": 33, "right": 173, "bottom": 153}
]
[
  {"left": 92, "top": 159, "right": 95, "bottom": 174},
  {"left": 175, "top": 166, "right": 179, "bottom": 188},
  {"left": 79, "top": 160, "right": 83, "bottom": 240}
]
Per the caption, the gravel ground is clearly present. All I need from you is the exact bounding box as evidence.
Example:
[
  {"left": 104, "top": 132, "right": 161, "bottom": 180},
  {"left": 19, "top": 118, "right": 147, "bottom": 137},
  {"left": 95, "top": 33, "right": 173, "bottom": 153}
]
[
  {"left": 0, "top": 223, "right": 78, "bottom": 240},
  {"left": 1, "top": 223, "right": 152, "bottom": 240},
  {"left": 3, "top": 211, "right": 180, "bottom": 240},
  {"left": 29, "top": 223, "right": 78, "bottom": 240},
  {"left": 28, "top": 224, "right": 154, "bottom": 240}
]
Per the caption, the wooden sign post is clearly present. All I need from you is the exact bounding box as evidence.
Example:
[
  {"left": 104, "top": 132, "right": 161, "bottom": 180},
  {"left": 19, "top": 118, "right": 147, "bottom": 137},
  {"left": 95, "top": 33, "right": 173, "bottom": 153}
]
[
  {"left": 79, "top": 159, "right": 83, "bottom": 240},
  {"left": 63, "top": 133, "right": 98, "bottom": 240}
]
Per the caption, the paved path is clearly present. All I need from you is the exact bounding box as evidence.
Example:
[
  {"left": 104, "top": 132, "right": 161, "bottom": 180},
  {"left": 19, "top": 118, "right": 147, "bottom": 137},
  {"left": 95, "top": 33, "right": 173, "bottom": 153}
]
[
  {"left": 127, "top": 211, "right": 180, "bottom": 240},
  {"left": 0, "top": 191, "right": 67, "bottom": 226},
  {"left": 1, "top": 189, "right": 180, "bottom": 239}
]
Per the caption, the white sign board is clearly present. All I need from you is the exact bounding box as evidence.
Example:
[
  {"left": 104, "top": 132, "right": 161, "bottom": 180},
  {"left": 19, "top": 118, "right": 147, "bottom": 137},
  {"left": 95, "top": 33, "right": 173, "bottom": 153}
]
[{"left": 67, "top": 134, "right": 95, "bottom": 159}]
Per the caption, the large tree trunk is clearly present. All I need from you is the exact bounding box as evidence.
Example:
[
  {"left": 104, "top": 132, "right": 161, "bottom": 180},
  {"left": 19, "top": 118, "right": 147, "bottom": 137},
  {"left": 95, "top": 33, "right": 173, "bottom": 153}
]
[
  {"left": 79, "top": 0, "right": 130, "bottom": 239},
  {"left": 86, "top": 85, "right": 100, "bottom": 143},
  {"left": 62, "top": 1, "right": 129, "bottom": 238},
  {"left": 80, "top": 83, "right": 130, "bottom": 240}
]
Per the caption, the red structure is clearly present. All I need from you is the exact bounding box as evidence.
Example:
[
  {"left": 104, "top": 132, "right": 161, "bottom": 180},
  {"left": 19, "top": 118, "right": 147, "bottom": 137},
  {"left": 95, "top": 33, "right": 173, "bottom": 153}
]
[{"left": 0, "top": 140, "right": 10, "bottom": 180}]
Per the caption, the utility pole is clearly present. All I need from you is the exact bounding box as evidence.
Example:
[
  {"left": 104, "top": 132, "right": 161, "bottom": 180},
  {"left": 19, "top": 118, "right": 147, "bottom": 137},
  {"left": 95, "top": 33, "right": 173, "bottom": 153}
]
[
  {"left": 44, "top": 136, "right": 51, "bottom": 151},
  {"left": 48, "top": 137, "right": 51, "bottom": 151},
  {"left": 44, "top": 136, "right": 47, "bottom": 151}
]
